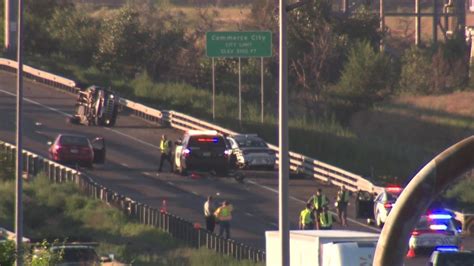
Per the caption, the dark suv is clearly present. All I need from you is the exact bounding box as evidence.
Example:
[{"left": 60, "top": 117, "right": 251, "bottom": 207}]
[{"left": 173, "top": 130, "right": 230, "bottom": 175}]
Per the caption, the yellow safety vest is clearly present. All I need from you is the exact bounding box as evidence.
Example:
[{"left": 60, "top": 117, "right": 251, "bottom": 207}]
[
  {"left": 215, "top": 205, "right": 233, "bottom": 221},
  {"left": 313, "top": 195, "right": 328, "bottom": 210},
  {"left": 337, "top": 190, "right": 349, "bottom": 203},
  {"left": 320, "top": 212, "right": 333, "bottom": 227},
  {"left": 160, "top": 139, "right": 170, "bottom": 153},
  {"left": 300, "top": 208, "right": 312, "bottom": 225}
]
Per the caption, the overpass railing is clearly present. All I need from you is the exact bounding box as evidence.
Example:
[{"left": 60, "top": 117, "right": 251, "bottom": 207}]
[
  {"left": 0, "top": 141, "right": 265, "bottom": 262},
  {"left": 2, "top": 58, "right": 473, "bottom": 235}
]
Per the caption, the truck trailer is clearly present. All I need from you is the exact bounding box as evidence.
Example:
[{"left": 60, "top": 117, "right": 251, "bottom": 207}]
[{"left": 265, "top": 230, "right": 379, "bottom": 266}]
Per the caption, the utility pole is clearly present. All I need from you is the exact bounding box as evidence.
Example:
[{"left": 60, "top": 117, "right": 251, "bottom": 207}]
[
  {"left": 15, "top": 0, "right": 25, "bottom": 264},
  {"left": 4, "top": 0, "right": 18, "bottom": 57},
  {"left": 279, "top": 0, "right": 289, "bottom": 265},
  {"left": 415, "top": 0, "right": 421, "bottom": 46}
]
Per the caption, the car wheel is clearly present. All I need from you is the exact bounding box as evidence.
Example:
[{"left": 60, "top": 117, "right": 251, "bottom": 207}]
[
  {"left": 216, "top": 168, "right": 228, "bottom": 177},
  {"left": 266, "top": 165, "right": 275, "bottom": 171}
]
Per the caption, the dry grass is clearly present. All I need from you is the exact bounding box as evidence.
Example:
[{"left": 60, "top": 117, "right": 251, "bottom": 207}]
[{"left": 350, "top": 91, "right": 474, "bottom": 180}]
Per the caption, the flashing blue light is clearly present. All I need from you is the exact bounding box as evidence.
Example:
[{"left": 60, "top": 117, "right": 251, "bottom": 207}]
[
  {"left": 429, "top": 214, "right": 452, "bottom": 220},
  {"left": 183, "top": 149, "right": 191, "bottom": 154},
  {"left": 435, "top": 246, "right": 459, "bottom": 252}
]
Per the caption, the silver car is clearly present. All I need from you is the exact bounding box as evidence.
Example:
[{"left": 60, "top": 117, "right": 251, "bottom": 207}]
[
  {"left": 409, "top": 212, "right": 462, "bottom": 255},
  {"left": 226, "top": 134, "right": 276, "bottom": 170}
]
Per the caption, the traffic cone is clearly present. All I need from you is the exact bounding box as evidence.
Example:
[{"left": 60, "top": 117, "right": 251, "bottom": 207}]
[
  {"left": 406, "top": 247, "right": 415, "bottom": 258},
  {"left": 160, "top": 199, "right": 168, "bottom": 213}
]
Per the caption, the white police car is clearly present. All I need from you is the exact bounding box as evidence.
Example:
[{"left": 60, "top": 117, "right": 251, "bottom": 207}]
[
  {"left": 429, "top": 247, "right": 474, "bottom": 266},
  {"left": 372, "top": 186, "right": 403, "bottom": 228},
  {"left": 409, "top": 210, "right": 463, "bottom": 256},
  {"left": 226, "top": 134, "right": 276, "bottom": 170}
]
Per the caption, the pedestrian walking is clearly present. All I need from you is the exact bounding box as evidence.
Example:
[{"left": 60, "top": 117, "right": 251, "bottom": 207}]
[
  {"left": 299, "top": 203, "right": 314, "bottom": 230},
  {"left": 203, "top": 196, "right": 216, "bottom": 233},
  {"left": 319, "top": 206, "right": 334, "bottom": 230},
  {"left": 158, "top": 134, "right": 172, "bottom": 172},
  {"left": 307, "top": 188, "right": 329, "bottom": 229},
  {"left": 214, "top": 200, "right": 233, "bottom": 239},
  {"left": 335, "top": 185, "right": 350, "bottom": 226}
]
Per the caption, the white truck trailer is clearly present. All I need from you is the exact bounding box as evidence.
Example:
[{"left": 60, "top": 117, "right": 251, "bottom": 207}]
[{"left": 265, "top": 230, "right": 379, "bottom": 266}]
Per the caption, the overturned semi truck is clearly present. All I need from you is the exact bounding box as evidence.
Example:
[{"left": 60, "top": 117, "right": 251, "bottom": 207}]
[{"left": 69, "top": 85, "right": 119, "bottom": 127}]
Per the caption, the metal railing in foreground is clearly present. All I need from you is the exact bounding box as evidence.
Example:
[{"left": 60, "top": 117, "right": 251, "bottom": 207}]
[{"left": 0, "top": 141, "right": 265, "bottom": 262}]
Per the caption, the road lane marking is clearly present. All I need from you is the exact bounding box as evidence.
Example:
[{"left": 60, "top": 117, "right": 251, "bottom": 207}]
[
  {"left": 270, "top": 222, "right": 278, "bottom": 227},
  {"left": 191, "top": 191, "right": 199, "bottom": 196},
  {"left": 246, "top": 179, "right": 380, "bottom": 232},
  {"left": 0, "top": 89, "right": 72, "bottom": 117},
  {"left": 142, "top": 172, "right": 153, "bottom": 176},
  {"left": 0, "top": 88, "right": 160, "bottom": 150},
  {"left": 120, "top": 163, "right": 129, "bottom": 167},
  {"left": 245, "top": 212, "right": 254, "bottom": 217},
  {"left": 167, "top": 181, "right": 175, "bottom": 186},
  {"left": 0, "top": 88, "right": 381, "bottom": 233}
]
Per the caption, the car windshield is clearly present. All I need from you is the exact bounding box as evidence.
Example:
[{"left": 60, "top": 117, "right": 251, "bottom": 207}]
[
  {"left": 234, "top": 137, "right": 267, "bottom": 148},
  {"left": 385, "top": 191, "right": 401, "bottom": 201},
  {"left": 60, "top": 136, "right": 89, "bottom": 146},
  {"left": 435, "top": 252, "right": 474, "bottom": 265},
  {"left": 52, "top": 247, "right": 99, "bottom": 262},
  {"left": 188, "top": 135, "right": 226, "bottom": 149},
  {"left": 415, "top": 216, "right": 455, "bottom": 231}
]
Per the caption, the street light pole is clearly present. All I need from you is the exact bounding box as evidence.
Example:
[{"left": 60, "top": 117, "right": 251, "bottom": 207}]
[
  {"left": 279, "top": 0, "right": 289, "bottom": 265},
  {"left": 15, "top": 0, "right": 24, "bottom": 264}
]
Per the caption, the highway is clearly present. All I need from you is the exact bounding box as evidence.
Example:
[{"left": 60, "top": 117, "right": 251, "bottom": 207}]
[{"left": 1, "top": 71, "right": 472, "bottom": 265}]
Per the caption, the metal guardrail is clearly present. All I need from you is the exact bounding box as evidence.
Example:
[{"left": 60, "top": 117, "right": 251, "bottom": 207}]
[
  {"left": 0, "top": 141, "right": 265, "bottom": 262},
  {"left": 1, "top": 58, "right": 473, "bottom": 235}
]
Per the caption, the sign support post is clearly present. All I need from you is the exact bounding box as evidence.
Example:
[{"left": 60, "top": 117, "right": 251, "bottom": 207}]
[
  {"left": 212, "top": 58, "right": 215, "bottom": 120},
  {"left": 238, "top": 57, "right": 241, "bottom": 123},
  {"left": 261, "top": 57, "right": 264, "bottom": 123},
  {"left": 206, "top": 31, "right": 272, "bottom": 123}
]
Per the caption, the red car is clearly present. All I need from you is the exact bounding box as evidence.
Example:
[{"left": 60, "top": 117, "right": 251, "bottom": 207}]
[{"left": 48, "top": 134, "right": 105, "bottom": 168}]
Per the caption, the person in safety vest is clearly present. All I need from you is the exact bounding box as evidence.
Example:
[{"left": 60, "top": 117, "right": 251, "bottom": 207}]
[
  {"left": 158, "top": 134, "right": 172, "bottom": 172},
  {"left": 299, "top": 203, "right": 314, "bottom": 230},
  {"left": 214, "top": 200, "right": 233, "bottom": 239},
  {"left": 307, "top": 188, "right": 329, "bottom": 229},
  {"left": 319, "top": 206, "right": 333, "bottom": 230},
  {"left": 335, "top": 185, "right": 350, "bottom": 226}
]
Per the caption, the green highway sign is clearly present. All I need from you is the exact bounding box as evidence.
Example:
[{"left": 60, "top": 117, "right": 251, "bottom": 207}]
[{"left": 206, "top": 31, "right": 272, "bottom": 58}]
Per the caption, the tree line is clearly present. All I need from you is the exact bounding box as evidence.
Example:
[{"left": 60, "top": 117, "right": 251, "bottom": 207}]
[{"left": 5, "top": 0, "right": 472, "bottom": 122}]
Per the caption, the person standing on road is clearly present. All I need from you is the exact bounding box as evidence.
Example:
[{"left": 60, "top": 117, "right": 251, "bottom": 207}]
[
  {"left": 299, "top": 203, "right": 314, "bottom": 230},
  {"left": 214, "top": 200, "right": 233, "bottom": 239},
  {"left": 307, "top": 188, "right": 329, "bottom": 229},
  {"left": 319, "top": 206, "right": 334, "bottom": 230},
  {"left": 158, "top": 134, "right": 172, "bottom": 172},
  {"left": 204, "top": 196, "right": 216, "bottom": 233},
  {"left": 335, "top": 185, "right": 350, "bottom": 226}
]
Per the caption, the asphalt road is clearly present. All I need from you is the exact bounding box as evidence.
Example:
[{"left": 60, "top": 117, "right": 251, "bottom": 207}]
[{"left": 1, "top": 71, "right": 472, "bottom": 265}]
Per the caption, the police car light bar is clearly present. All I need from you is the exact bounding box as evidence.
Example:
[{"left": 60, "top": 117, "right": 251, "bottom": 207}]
[
  {"left": 435, "top": 246, "right": 459, "bottom": 252},
  {"left": 428, "top": 213, "right": 453, "bottom": 220},
  {"left": 386, "top": 186, "right": 402, "bottom": 193},
  {"left": 430, "top": 224, "right": 448, "bottom": 231},
  {"left": 197, "top": 138, "right": 219, "bottom": 143}
]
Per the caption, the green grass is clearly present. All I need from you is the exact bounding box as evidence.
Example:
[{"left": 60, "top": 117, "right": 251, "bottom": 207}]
[
  {"left": 0, "top": 167, "right": 261, "bottom": 265},
  {"left": 20, "top": 51, "right": 474, "bottom": 207}
]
